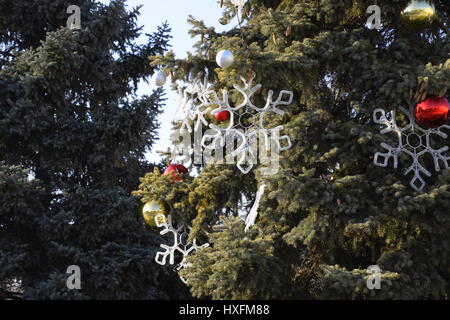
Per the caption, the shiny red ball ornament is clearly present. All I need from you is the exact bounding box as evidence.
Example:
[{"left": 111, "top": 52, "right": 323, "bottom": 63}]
[
  {"left": 215, "top": 107, "right": 230, "bottom": 122},
  {"left": 414, "top": 96, "right": 450, "bottom": 128},
  {"left": 164, "top": 164, "right": 188, "bottom": 183}
]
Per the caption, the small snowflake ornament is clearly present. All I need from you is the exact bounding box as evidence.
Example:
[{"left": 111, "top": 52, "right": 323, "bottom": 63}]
[
  {"left": 373, "top": 105, "right": 450, "bottom": 192},
  {"left": 154, "top": 214, "right": 209, "bottom": 283}
]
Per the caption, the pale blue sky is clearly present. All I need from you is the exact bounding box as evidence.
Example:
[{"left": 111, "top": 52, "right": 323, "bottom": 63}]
[{"left": 100, "top": 0, "right": 230, "bottom": 162}]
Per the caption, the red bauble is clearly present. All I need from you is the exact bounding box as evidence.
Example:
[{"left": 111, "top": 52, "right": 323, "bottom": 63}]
[
  {"left": 215, "top": 107, "right": 230, "bottom": 122},
  {"left": 164, "top": 164, "right": 188, "bottom": 183},
  {"left": 414, "top": 96, "right": 450, "bottom": 128}
]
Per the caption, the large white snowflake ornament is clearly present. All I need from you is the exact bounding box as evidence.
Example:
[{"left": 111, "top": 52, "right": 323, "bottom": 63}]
[
  {"left": 154, "top": 214, "right": 209, "bottom": 283},
  {"left": 174, "top": 73, "right": 293, "bottom": 174},
  {"left": 373, "top": 106, "right": 450, "bottom": 192}
]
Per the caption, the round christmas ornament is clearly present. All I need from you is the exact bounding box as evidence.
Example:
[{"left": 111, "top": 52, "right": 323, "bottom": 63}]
[
  {"left": 216, "top": 50, "right": 234, "bottom": 68},
  {"left": 142, "top": 200, "right": 170, "bottom": 227},
  {"left": 400, "top": 1, "right": 437, "bottom": 30},
  {"left": 164, "top": 164, "right": 188, "bottom": 182},
  {"left": 414, "top": 96, "right": 450, "bottom": 128},
  {"left": 215, "top": 107, "right": 231, "bottom": 122},
  {"left": 153, "top": 70, "right": 167, "bottom": 86}
]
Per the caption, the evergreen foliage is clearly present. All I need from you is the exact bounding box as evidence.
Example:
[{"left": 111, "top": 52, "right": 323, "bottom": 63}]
[
  {"left": 0, "top": 0, "right": 189, "bottom": 299},
  {"left": 137, "top": 0, "right": 450, "bottom": 299}
]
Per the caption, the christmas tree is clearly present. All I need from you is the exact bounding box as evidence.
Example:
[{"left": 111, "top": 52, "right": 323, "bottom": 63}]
[
  {"left": 0, "top": 0, "right": 189, "bottom": 299},
  {"left": 135, "top": 0, "right": 450, "bottom": 299}
]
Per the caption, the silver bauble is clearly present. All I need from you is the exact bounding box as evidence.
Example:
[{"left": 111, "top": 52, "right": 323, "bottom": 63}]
[
  {"left": 153, "top": 70, "right": 167, "bottom": 86},
  {"left": 216, "top": 50, "right": 234, "bottom": 68}
]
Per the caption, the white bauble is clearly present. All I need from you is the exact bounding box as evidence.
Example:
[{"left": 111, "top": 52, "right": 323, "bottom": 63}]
[
  {"left": 216, "top": 50, "right": 234, "bottom": 68},
  {"left": 153, "top": 70, "right": 167, "bottom": 86}
]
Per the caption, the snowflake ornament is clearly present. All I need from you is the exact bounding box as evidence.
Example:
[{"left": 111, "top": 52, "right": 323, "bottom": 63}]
[
  {"left": 175, "top": 75, "right": 213, "bottom": 134},
  {"left": 174, "top": 73, "right": 293, "bottom": 174},
  {"left": 373, "top": 106, "right": 450, "bottom": 192},
  {"left": 154, "top": 214, "right": 209, "bottom": 283}
]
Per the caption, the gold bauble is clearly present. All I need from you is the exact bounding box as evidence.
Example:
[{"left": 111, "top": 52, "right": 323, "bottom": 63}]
[
  {"left": 142, "top": 200, "right": 170, "bottom": 227},
  {"left": 400, "top": 1, "right": 437, "bottom": 30}
]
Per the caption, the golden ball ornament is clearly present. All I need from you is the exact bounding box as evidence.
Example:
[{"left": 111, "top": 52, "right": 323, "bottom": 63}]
[
  {"left": 142, "top": 200, "right": 170, "bottom": 227},
  {"left": 400, "top": 1, "right": 437, "bottom": 30}
]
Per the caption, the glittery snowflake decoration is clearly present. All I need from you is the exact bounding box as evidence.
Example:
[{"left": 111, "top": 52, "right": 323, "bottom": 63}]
[
  {"left": 373, "top": 106, "right": 450, "bottom": 192},
  {"left": 174, "top": 73, "right": 293, "bottom": 174},
  {"left": 154, "top": 214, "right": 209, "bottom": 283}
]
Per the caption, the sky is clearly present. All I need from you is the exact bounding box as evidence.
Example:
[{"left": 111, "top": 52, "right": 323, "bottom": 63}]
[{"left": 101, "top": 0, "right": 230, "bottom": 162}]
